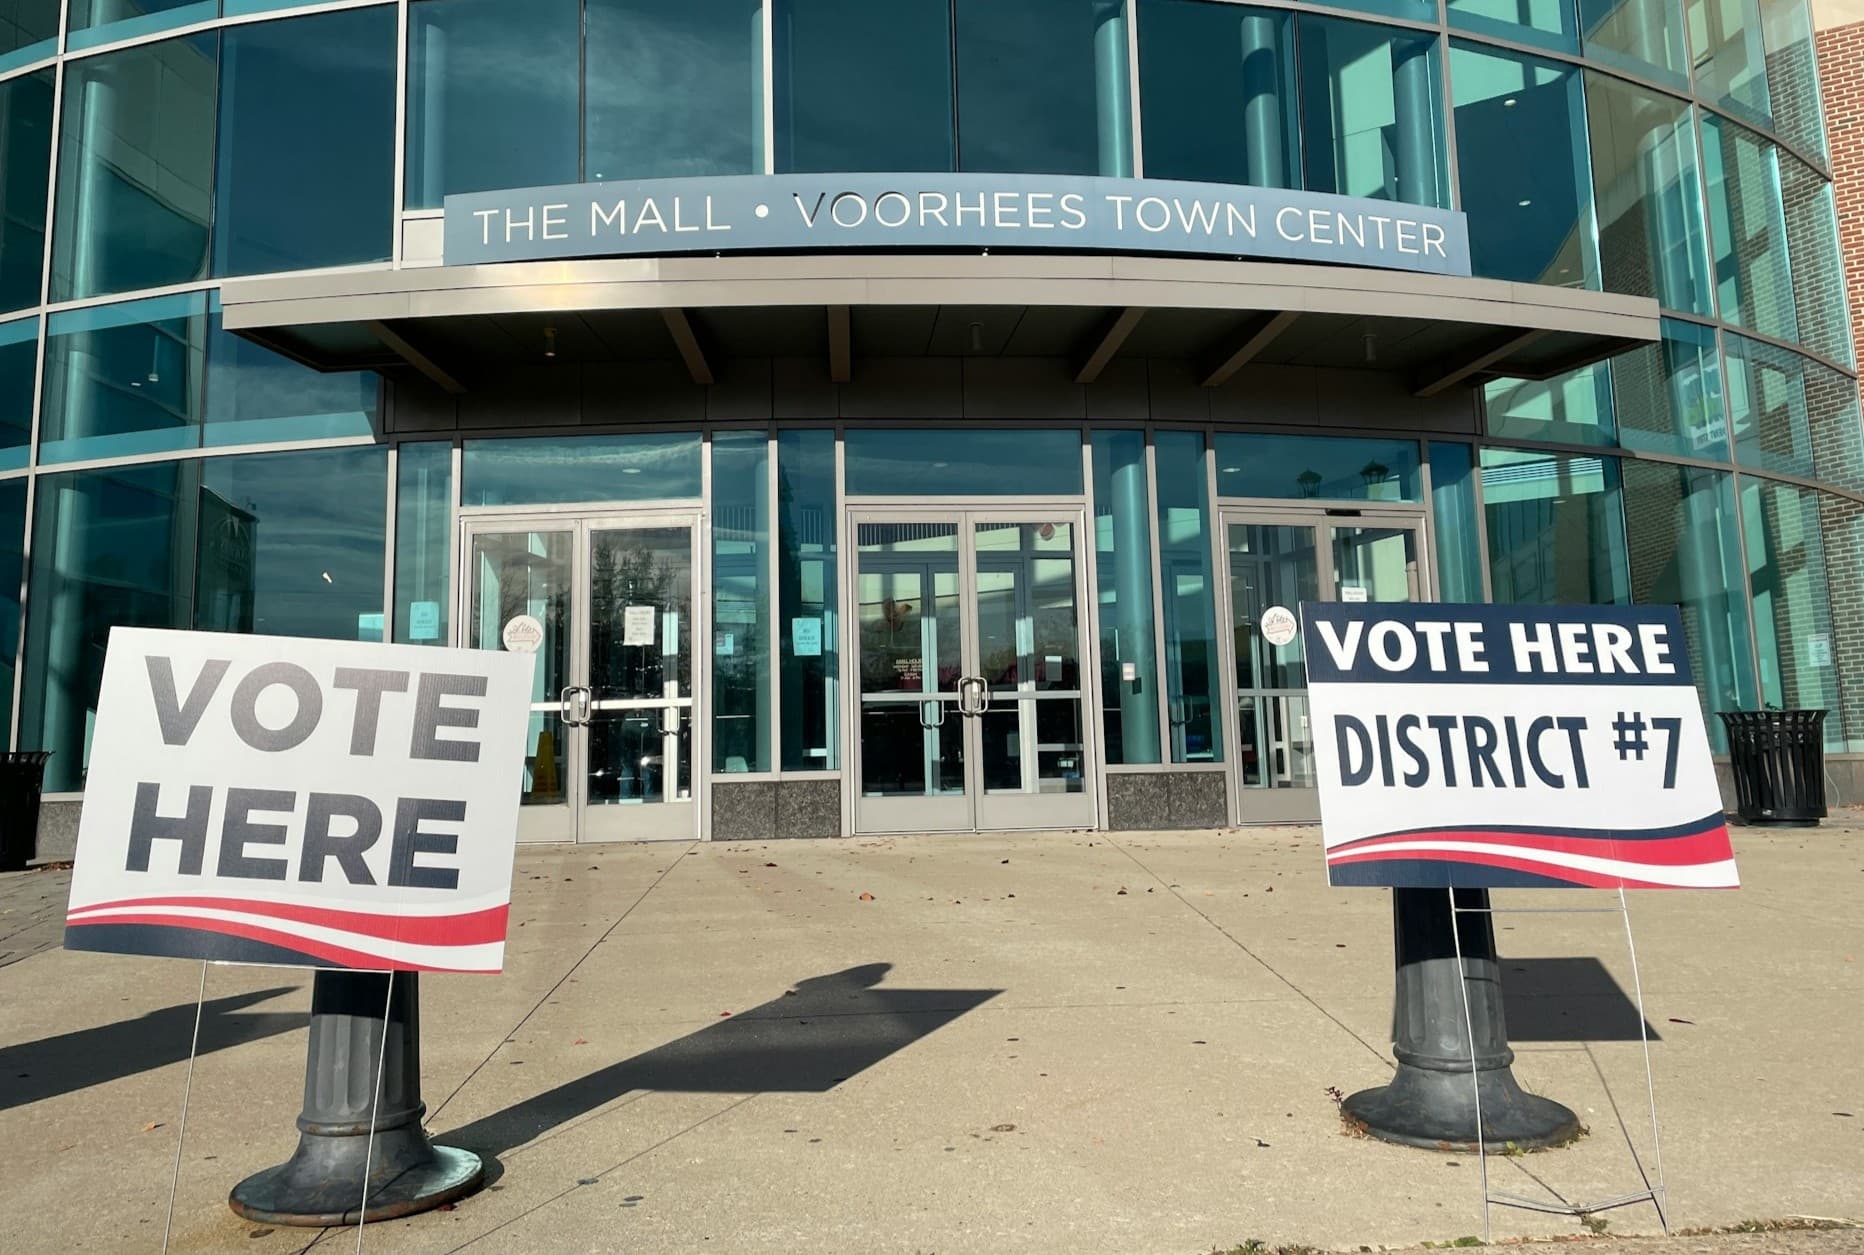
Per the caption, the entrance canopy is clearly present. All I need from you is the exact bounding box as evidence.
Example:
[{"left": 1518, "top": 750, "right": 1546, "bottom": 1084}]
[{"left": 219, "top": 254, "right": 1658, "bottom": 398}]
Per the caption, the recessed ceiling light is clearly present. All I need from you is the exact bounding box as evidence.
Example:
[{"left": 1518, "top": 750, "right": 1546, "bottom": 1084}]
[
  {"left": 1503, "top": 97, "right": 1517, "bottom": 107},
  {"left": 1221, "top": 466, "right": 1242, "bottom": 473},
  {"left": 1518, "top": 199, "right": 1533, "bottom": 207},
  {"left": 621, "top": 467, "right": 642, "bottom": 475}
]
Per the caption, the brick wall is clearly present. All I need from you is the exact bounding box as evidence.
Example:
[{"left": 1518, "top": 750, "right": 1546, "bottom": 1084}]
[{"left": 1816, "top": 22, "right": 1864, "bottom": 373}]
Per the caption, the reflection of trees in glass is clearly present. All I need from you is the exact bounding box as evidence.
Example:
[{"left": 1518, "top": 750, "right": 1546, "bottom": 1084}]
[
  {"left": 194, "top": 487, "right": 257, "bottom": 633},
  {"left": 590, "top": 533, "right": 684, "bottom": 695}
]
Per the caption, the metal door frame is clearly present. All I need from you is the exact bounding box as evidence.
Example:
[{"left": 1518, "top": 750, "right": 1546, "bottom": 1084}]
[
  {"left": 842, "top": 503, "right": 1101, "bottom": 835},
  {"left": 1214, "top": 502, "right": 1433, "bottom": 826},
  {"left": 457, "top": 506, "right": 708, "bottom": 844}
]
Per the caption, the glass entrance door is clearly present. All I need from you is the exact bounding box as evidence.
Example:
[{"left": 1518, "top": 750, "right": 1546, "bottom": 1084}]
[
  {"left": 1222, "top": 508, "right": 1427, "bottom": 823},
  {"left": 462, "top": 513, "right": 701, "bottom": 843},
  {"left": 851, "top": 510, "right": 1096, "bottom": 834}
]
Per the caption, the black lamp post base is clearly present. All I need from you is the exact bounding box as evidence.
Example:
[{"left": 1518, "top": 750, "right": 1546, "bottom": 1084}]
[
  {"left": 1343, "top": 1063, "right": 1580, "bottom": 1152},
  {"left": 229, "top": 1141, "right": 483, "bottom": 1227}
]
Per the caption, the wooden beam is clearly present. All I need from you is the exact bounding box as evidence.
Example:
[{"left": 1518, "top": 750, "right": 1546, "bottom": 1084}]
[
  {"left": 661, "top": 308, "right": 715, "bottom": 386},
  {"left": 1199, "top": 311, "right": 1300, "bottom": 387},
  {"left": 365, "top": 320, "right": 465, "bottom": 395},
  {"left": 827, "top": 304, "right": 852, "bottom": 383},
  {"left": 1413, "top": 329, "right": 1547, "bottom": 398},
  {"left": 1073, "top": 307, "right": 1145, "bottom": 384}
]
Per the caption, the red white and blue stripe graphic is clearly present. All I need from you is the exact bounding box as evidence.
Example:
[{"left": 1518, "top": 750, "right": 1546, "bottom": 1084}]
[
  {"left": 1325, "top": 813, "right": 1738, "bottom": 890},
  {"left": 64, "top": 895, "right": 509, "bottom": 973}
]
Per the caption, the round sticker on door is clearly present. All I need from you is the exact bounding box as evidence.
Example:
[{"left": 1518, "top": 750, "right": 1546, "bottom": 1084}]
[
  {"left": 1259, "top": 605, "right": 1298, "bottom": 648},
  {"left": 501, "top": 614, "right": 544, "bottom": 654}
]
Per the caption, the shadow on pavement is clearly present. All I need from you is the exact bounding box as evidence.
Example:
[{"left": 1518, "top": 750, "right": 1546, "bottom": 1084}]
[
  {"left": 441, "top": 963, "right": 999, "bottom": 1159},
  {"left": 1502, "top": 957, "right": 1660, "bottom": 1042},
  {"left": 0, "top": 987, "right": 304, "bottom": 1111}
]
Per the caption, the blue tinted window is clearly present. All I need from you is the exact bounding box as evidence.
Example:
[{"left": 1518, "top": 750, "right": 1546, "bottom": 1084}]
[
  {"left": 67, "top": 0, "right": 216, "bottom": 53},
  {"left": 0, "top": 478, "right": 23, "bottom": 739},
  {"left": 955, "top": 0, "right": 1131, "bottom": 175},
  {"left": 0, "top": 1, "right": 57, "bottom": 74},
  {"left": 774, "top": 0, "right": 953, "bottom": 173},
  {"left": 587, "top": 0, "right": 764, "bottom": 181},
  {"left": 1610, "top": 318, "right": 1728, "bottom": 460},
  {"left": 394, "top": 441, "right": 453, "bottom": 647},
  {"left": 1485, "top": 365, "right": 1615, "bottom": 446},
  {"left": 713, "top": 431, "right": 771, "bottom": 773},
  {"left": 0, "top": 69, "right": 52, "bottom": 314},
  {"left": 204, "top": 308, "right": 378, "bottom": 447},
  {"left": 462, "top": 433, "right": 704, "bottom": 506},
  {"left": 40, "top": 293, "right": 207, "bottom": 464},
  {"left": 1779, "top": 151, "right": 1851, "bottom": 369},
  {"left": 843, "top": 428, "right": 1083, "bottom": 496},
  {"left": 195, "top": 446, "right": 387, "bottom": 640},
  {"left": 1724, "top": 332, "right": 1862, "bottom": 493},
  {"left": 1580, "top": 0, "right": 1688, "bottom": 88},
  {"left": 1298, "top": 16, "right": 1448, "bottom": 208},
  {"left": 1428, "top": 442, "right": 1484, "bottom": 603},
  {"left": 1451, "top": 43, "right": 1595, "bottom": 288},
  {"left": 1213, "top": 432, "right": 1420, "bottom": 501},
  {"left": 1584, "top": 72, "right": 1713, "bottom": 315},
  {"left": 214, "top": 6, "right": 396, "bottom": 277},
  {"left": 52, "top": 35, "right": 217, "bottom": 302},
  {"left": 1154, "top": 429, "right": 1221, "bottom": 763},
  {"left": 1686, "top": 0, "right": 1770, "bottom": 124},
  {"left": 778, "top": 428, "right": 838, "bottom": 771},
  {"left": 1701, "top": 114, "right": 1794, "bottom": 343},
  {"left": 0, "top": 316, "right": 35, "bottom": 471},
  {"left": 1092, "top": 430, "right": 1161, "bottom": 764},
  {"left": 1449, "top": 0, "right": 1576, "bottom": 51},
  {"left": 1481, "top": 448, "right": 1629, "bottom": 605},
  {"left": 406, "top": 0, "right": 581, "bottom": 208},
  {"left": 1743, "top": 477, "right": 1842, "bottom": 742},
  {"left": 1137, "top": 1, "right": 1297, "bottom": 188}
]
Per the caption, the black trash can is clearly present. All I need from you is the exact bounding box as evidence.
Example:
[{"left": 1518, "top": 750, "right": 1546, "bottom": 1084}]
[
  {"left": 1718, "top": 711, "right": 1826, "bottom": 827},
  {"left": 0, "top": 751, "right": 51, "bottom": 872}
]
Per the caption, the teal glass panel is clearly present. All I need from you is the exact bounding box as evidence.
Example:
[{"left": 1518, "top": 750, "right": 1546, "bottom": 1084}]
[
  {"left": 1427, "top": 442, "right": 1484, "bottom": 603},
  {"left": 1484, "top": 364, "right": 1617, "bottom": 447},
  {"left": 1449, "top": 43, "right": 1595, "bottom": 287},
  {"left": 778, "top": 429, "right": 838, "bottom": 771},
  {"left": 712, "top": 431, "right": 771, "bottom": 773},
  {"left": 204, "top": 309, "right": 377, "bottom": 447},
  {"left": 1778, "top": 151, "right": 1851, "bottom": 368},
  {"left": 1610, "top": 318, "right": 1729, "bottom": 460},
  {"left": 955, "top": 0, "right": 1131, "bottom": 176},
  {"left": 67, "top": 1, "right": 217, "bottom": 53},
  {"left": 1481, "top": 448, "right": 1630, "bottom": 605},
  {"left": 1091, "top": 430, "right": 1161, "bottom": 765},
  {"left": 1583, "top": 72, "right": 1713, "bottom": 315},
  {"left": 1213, "top": 432, "right": 1420, "bottom": 502},
  {"left": 1816, "top": 494, "right": 1864, "bottom": 750},
  {"left": 23, "top": 462, "right": 194, "bottom": 790},
  {"left": 394, "top": 441, "right": 452, "bottom": 647},
  {"left": 1297, "top": 16, "right": 1448, "bottom": 209},
  {"left": 0, "top": 69, "right": 52, "bottom": 314},
  {"left": 1329, "top": 0, "right": 1435, "bottom": 21},
  {"left": 1449, "top": 0, "right": 1577, "bottom": 52},
  {"left": 1686, "top": 0, "right": 1770, "bottom": 124},
  {"left": 406, "top": 0, "right": 580, "bottom": 209},
  {"left": 1154, "top": 429, "right": 1220, "bottom": 763},
  {"left": 1725, "top": 334, "right": 1864, "bottom": 493},
  {"left": 587, "top": 0, "right": 764, "bottom": 182},
  {"left": 773, "top": 0, "right": 954, "bottom": 173},
  {"left": 0, "top": 316, "right": 35, "bottom": 471},
  {"left": 843, "top": 429, "right": 1083, "bottom": 496},
  {"left": 1580, "top": 0, "right": 1689, "bottom": 88},
  {"left": 1700, "top": 114, "right": 1794, "bottom": 343},
  {"left": 51, "top": 35, "right": 217, "bottom": 302},
  {"left": 1621, "top": 461, "right": 1755, "bottom": 749},
  {"left": 1136, "top": 1, "right": 1296, "bottom": 189},
  {"left": 214, "top": 7, "right": 396, "bottom": 277},
  {"left": 40, "top": 293, "right": 207, "bottom": 464},
  {"left": 194, "top": 446, "right": 387, "bottom": 641},
  {"left": 1757, "top": 0, "right": 1826, "bottom": 162},
  {"left": 461, "top": 433, "right": 703, "bottom": 507},
  {"left": 0, "top": 1, "right": 56, "bottom": 74},
  {"left": 0, "top": 478, "right": 22, "bottom": 741},
  {"left": 224, "top": 0, "right": 385, "bottom": 16},
  {"left": 1742, "top": 477, "right": 1842, "bottom": 745}
]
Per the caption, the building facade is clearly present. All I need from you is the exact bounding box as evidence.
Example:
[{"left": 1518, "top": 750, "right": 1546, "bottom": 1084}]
[{"left": 2, "top": 0, "right": 1859, "bottom": 852}]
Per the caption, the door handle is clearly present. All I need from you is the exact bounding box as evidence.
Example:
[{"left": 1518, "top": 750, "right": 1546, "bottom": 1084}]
[
  {"left": 957, "top": 676, "right": 986, "bottom": 716},
  {"left": 559, "top": 686, "right": 592, "bottom": 726},
  {"left": 918, "top": 699, "right": 946, "bottom": 730}
]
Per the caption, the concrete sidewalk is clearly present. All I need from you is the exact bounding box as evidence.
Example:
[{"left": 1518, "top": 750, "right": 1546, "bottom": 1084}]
[{"left": 0, "top": 820, "right": 1858, "bottom": 1253}]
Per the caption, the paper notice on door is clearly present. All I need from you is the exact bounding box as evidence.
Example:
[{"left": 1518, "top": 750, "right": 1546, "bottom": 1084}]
[
  {"left": 1341, "top": 585, "right": 1369, "bottom": 603},
  {"left": 1808, "top": 633, "right": 1832, "bottom": 668},
  {"left": 623, "top": 605, "right": 656, "bottom": 646},
  {"left": 716, "top": 632, "right": 736, "bottom": 656},
  {"left": 792, "top": 617, "right": 823, "bottom": 657}
]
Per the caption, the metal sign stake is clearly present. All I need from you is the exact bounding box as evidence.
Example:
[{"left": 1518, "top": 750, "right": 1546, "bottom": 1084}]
[{"left": 160, "top": 960, "right": 209, "bottom": 1255}]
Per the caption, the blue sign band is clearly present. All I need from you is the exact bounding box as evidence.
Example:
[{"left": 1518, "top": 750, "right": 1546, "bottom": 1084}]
[{"left": 443, "top": 173, "right": 1472, "bottom": 277}]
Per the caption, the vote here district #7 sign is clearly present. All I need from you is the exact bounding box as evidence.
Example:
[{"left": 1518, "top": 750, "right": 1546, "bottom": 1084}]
[
  {"left": 64, "top": 629, "right": 536, "bottom": 973},
  {"left": 1299, "top": 603, "right": 1737, "bottom": 891}
]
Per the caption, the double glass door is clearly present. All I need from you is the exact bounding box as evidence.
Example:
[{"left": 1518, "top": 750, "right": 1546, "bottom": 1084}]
[
  {"left": 461, "top": 513, "right": 699, "bottom": 842},
  {"left": 1223, "top": 508, "right": 1427, "bottom": 822},
  {"left": 851, "top": 509, "right": 1097, "bottom": 833}
]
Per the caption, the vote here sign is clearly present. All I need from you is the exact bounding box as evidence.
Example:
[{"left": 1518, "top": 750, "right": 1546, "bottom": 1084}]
[
  {"left": 64, "top": 629, "right": 536, "bottom": 972},
  {"left": 1300, "top": 603, "right": 1737, "bottom": 890}
]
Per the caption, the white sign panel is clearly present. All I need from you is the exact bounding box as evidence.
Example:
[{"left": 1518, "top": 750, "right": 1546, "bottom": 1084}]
[
  {"left": 1259, "top": 606, "right": 1298, "bottom": 648},
  {"left": 64, "top": 629, "right": 536, "bottom": 973},
  {"left": 1300, "top": 603, "right": 1736, "bottom": 890},
  {"left": 623, "top": 605, "right": 657, "bottom": 647}
]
